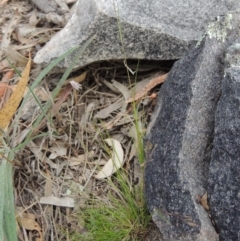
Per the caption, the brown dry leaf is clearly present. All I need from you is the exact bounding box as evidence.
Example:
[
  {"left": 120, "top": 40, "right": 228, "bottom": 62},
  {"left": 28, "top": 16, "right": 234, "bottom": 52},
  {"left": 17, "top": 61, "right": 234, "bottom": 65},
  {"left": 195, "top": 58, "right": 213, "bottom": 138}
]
[
  {"left": 14, "top": 25, "right": 36, "bottom": 45},
  {"left": 126, "top": 73, "right": 168, "bottom": 103},
  {"left": 34, "top": 222, "right": 43, "bottom": 241},
  {"left": 45, "top": 12, "right": 66, "bottom": 26},
  {"left": 17, "top": 212, "right": 43, "bottom": 240},
  {"left": 0, "top": 71, "right": 15, "bottom": 107},
  {"left": 185, "top": 220, "right": 198, "bottom": 227},
  {"left": 197, "top": 191, "right": 209, "bottom": 211},
  {"left": 20, "top": 87, "right": 50, "bottom": 121},
  {"left": 0, "top": 0, "right": 9, "bottom": 4},
  {"left": 0, "top": 59, "right": 10, "bottom": 72},
  {"left": 112, "top": 80, "right": 130, "bottom": 101},
  {"left": 80, "top": 102, "right": 94, "bottom": 128},
  {"left": 18, "top": 215, "right": 35, "bottom": 230},
  {"left": 69, "top": 150, "right": 95, "bottom": 166},
  {"left": 5, "top": 46, "right": 29, "bottom": 66},
  {"left": 0, "top": 83, "right": 15, "bottom": 110},
  {"left": 28, "top": 141, "right": 68, "bottom": 175},
  {"left": 49, "top": 142, "right": 67, "bottom": 159},
  {"left": 29, "top": 83, "right": 75, "bottom": 133},
  {"left": 53, "top": 83, "right": 73, "bottom": 112},
  {"left": 1, "top": 12, "right": 20, "bottom": 52},
  {"left": 40, "top": 195, "right": 75, "bottom": 207},
  {"left": 1, "top": 11, "right": 28, "bottom": 66},
  {"left": 34, "top": 87, "right": 49, "bottom": 101},
  {"left": 101, "top": 79, "right": 120, "bottom": 93},
  {"left": 95, "top": 138, "right": 124, "bottom": 179},
  {"left": 29, "top": 10, "right": 41, "bottom": 26},
  {"left": 0, "top": 57, "right": 31, "bottom": 130},
  {"left": 102, "top": 110, "right": 128, "bottom": 130},
  {"left": 15, "top": 24, "right": 46, "bottom": 43},
  {"left": 44, "top": 172, "right": 52, "bottom": 197},
  {"left": 94, "top": 99, "right": 124, "bottom": 119},
  {"left": 70, "top": 71, "right": 87, "bottom": 83},
  {"left": 0, "top": 83, "right": 10, "bottom": 98},
  {"left": 0, "top": 70, "right": 14, "bottom": 83}
]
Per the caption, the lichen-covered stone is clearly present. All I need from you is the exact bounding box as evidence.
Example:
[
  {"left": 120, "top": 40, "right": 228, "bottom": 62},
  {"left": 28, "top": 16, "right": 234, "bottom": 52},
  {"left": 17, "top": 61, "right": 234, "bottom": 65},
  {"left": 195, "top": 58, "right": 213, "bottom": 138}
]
[
  {"left": 145, "top": 12, "right": 240, "bottom": 241},
  {"left": 208, "top": 41, "right": 240, "bottom": 241}
]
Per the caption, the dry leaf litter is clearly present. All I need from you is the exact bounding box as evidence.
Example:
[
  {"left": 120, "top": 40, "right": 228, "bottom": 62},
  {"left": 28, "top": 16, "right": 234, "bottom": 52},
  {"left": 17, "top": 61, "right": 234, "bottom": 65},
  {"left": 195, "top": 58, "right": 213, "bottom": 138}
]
[{"left": 0, "top": 1, "right": 171, "bottom": 240}]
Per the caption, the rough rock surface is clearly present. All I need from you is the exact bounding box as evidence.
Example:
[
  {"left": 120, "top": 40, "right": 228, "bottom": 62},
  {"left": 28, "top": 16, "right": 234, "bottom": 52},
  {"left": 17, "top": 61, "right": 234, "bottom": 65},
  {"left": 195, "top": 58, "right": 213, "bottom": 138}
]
[
  {"left": 144, "top": 12, "right": 240, "bottom": 241},
  {"left": 34, "top": 0, "right": 240, "bottom": 69},
  {"left": 208, "top": 41, "right": 240, "bottom": 241}
]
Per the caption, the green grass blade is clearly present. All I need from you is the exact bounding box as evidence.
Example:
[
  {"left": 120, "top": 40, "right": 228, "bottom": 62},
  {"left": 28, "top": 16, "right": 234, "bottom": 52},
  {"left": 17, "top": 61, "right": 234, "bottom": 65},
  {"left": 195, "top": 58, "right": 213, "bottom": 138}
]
[
  {"left": 6, "top": 58, "right": 21, "bottom": 77},
  {"left": 3, "top": 153, "right": 17, "bottom": 241},
  {"left": 0, "top": 148, "right": 17, "bottom": 241},
  {"left": 0, "top": 159, "right": 6, "bottom": 241}
]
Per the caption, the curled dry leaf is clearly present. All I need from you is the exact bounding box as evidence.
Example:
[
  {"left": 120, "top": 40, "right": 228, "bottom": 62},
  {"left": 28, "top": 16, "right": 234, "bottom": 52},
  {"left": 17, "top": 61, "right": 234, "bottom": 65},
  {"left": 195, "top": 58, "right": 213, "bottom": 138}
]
[
  {"left": 197, "top": 191, "right": 209, "bottom": 211},
  {"left": 126, "top": 73, "right": 168, "bottom": 103},
  {"left": 95, "top": 138, "right": 124, "bottom": 179},
  {"left": 17, "top": 212, "right": 36, "bottom": 230},
  {"left": 0, "top": 57, "right": 31, "bottom": 130},
  {"left": 17, "top": 212, "right": 43, "bottom": 240},
  {"left": 67, "top": 71, "right": 87, "bottom": 84}
]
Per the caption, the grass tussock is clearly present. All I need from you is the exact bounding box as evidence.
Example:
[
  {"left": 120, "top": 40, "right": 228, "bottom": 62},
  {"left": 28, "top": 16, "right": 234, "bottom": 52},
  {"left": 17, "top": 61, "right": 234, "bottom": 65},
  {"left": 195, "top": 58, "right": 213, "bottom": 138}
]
[{"left": 69, "top": 170, "right": 151, "bottom": 241}]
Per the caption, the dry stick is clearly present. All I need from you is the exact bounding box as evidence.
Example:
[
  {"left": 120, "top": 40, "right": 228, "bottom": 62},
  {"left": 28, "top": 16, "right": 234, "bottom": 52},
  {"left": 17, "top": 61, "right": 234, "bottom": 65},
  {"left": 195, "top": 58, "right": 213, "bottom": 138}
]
[{"left": 126, "top": 72, "right": 168, "bottom": 103}]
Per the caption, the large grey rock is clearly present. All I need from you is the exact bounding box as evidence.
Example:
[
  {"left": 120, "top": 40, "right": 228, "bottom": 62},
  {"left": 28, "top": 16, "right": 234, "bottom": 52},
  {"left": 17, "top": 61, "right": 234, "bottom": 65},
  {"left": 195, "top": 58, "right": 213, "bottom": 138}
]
[
  {"left": 208, "top": 41, "right": 240, "bottom": 241},
  {"left": 34, "top": 0, "right": 240, "bottom": 69},
  {"left": 144, "top": 12, "right": 240, "bottom": 241}
]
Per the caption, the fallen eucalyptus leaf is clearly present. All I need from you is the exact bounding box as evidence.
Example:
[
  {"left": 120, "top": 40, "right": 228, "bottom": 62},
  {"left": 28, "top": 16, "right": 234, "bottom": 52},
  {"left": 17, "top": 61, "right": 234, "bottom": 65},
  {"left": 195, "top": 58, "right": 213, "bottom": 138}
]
[
  {"left": 40, "top": 195, "right": 74, "bottom": 207},
  {"left": 95, "top": 138, "right": 124, "bottom": 179}
]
